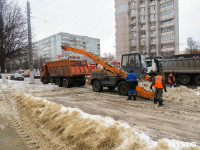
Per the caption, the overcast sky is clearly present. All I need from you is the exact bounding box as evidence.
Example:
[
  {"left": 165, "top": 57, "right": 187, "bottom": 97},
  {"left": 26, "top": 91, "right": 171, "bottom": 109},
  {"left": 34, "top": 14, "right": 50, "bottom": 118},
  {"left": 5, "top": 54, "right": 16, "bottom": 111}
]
[{"left": 16, "top": 0, "right": 200, "bottom": 56}]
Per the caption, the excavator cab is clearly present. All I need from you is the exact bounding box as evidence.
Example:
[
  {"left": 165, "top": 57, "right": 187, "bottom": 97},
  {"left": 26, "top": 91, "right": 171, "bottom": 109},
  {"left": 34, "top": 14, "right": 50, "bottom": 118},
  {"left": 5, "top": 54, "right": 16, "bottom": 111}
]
[{"left": 121, "top": 53, "right": 147, "bottom": 79}]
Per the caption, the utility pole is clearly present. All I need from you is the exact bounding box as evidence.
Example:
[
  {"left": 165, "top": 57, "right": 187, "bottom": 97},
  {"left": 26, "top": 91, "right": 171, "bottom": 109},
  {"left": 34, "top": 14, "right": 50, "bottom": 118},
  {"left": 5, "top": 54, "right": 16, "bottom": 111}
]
[{"left": 27, "top": 1, "right": 34, "bottom": 83}]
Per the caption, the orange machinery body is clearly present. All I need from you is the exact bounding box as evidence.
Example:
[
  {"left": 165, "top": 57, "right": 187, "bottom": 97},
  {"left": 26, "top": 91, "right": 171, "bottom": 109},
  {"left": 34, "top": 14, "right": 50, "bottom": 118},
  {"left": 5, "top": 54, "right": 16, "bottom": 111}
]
[
  {"left": 40, "top": 59, "right": 90, "bottom": 80},
  {"left": 61, "top": 46, "right": 154, "bottom": 100}
]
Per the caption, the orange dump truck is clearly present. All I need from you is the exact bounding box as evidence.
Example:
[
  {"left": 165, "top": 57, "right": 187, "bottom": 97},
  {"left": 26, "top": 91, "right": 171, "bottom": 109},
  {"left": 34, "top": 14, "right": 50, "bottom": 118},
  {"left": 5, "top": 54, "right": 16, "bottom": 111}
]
[{"left": 40, "top": 59, "right": 90, "bottom": 87}]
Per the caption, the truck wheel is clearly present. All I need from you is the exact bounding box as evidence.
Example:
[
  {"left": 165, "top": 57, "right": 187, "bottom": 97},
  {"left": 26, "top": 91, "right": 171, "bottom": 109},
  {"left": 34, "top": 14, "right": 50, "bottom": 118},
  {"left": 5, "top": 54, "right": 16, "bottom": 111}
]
[
  {"left": 117, "top": 81, "right": 128, "bottom": 96},
  {"left": 50, "top": 77, "right": 55, "bottom": 83},
  {"left": 179, "top": 75, "right": 191, "bottom": 85},
  {"left": 195, "top": 75, "right": 200, "bottom": 85},
  {"left": 56, "top": 78, "right": 63, "bottom": 87},
  {"left": 42, "top": 77, "right": 48, "bottom": 84},
  {"left": 62, "top": 79, "right": 70, "bottom": 88},
  {"left": 92, "top": 80, "right": 103, "bottom": 92},
  {"left": 107, "top": 86, "right": 116, "bottom": 91}
]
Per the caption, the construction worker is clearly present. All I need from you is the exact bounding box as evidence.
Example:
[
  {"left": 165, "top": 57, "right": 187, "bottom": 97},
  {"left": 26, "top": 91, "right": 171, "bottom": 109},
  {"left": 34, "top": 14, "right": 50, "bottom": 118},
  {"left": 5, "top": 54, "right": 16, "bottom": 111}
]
[
  {"left": 150, "top": 72, "right": 167, "bottom": 106},
  {"left": 126, "top": 70, "right": 138, "bottom": 101},
  {"left": 168, "top": 71, "right": 176, "bottom": 87}
]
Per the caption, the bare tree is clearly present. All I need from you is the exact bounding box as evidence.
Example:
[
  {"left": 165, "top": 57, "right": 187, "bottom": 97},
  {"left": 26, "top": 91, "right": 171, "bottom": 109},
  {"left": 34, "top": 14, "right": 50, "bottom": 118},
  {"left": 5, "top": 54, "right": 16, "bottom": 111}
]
[
  {"left": 0, "top": 0, "right": 28, "bottom": 76},
  {"left": 103, "top": 52, "right": 116, "bottom": 62},
  {"left": 185, "top": 37, "right": 200, "bottom": 54}
]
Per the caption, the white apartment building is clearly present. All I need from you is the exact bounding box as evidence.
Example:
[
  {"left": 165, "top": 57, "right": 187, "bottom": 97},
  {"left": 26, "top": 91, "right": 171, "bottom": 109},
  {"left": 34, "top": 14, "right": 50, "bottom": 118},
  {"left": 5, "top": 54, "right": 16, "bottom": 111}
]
[
  {"left": 33, "top": 32, "right": 100, "bottom": 63},
  {"left": 115, "top": 0, "right": 179, "bottom": 62}
]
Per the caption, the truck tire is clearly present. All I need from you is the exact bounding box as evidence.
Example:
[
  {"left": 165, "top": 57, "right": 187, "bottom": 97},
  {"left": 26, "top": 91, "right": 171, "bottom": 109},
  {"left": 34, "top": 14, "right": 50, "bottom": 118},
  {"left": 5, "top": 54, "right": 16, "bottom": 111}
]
[
  {"left": 117, "top": 81, "right": 128, "bottom": 96},
  {"left": 195, "top": 75, "right": 200, "bottom": 85},
  {"left": 42, "top": 77, "right": 48, "bottom": 84},
  {"left": 62, "top": 79, "right": 70, "bottom": 88},
  {"left": 179, "top": 75, "right": 191, "bottom": 85},
  {"left": 50, "top": 77, "right": 55, "bottom": 83},
  {"left": 56, "top": 78, "right": 63, "bottom": 87},
  {"left": 92, "top": 80, "right": 103, "bottom": 92},
  {"left": 107, "top": 86, "right": 116, "bottom": 91}
]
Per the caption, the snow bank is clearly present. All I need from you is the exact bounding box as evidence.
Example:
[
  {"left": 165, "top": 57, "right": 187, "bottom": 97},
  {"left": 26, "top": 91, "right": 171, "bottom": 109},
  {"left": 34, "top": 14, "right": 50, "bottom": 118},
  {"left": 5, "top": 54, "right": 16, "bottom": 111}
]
[
  {"left": 12, "top": 93, "right": 199, "bottom": 150},
  {"left": 139, "top": 81, "right": 200, "bottom": 107}
]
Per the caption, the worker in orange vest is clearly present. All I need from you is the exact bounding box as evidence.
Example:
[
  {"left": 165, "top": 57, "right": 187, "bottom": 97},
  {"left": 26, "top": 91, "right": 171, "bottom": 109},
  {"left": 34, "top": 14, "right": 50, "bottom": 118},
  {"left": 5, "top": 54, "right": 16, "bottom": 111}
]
[
  {"left": 168, "top": 71, "right": 176, "bottom": 87},
  {"left": 150, "top": 72, "right": 167, "bottom": 106}
]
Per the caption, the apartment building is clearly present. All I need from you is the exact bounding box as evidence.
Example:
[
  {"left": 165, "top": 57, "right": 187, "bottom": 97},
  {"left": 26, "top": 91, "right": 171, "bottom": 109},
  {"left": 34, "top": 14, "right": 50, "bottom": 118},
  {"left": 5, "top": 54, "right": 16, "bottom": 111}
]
[
  {"left": 115, "top": 0, "right": 179, "bottom": 61},
  {"left": 33, "top": 32, "right": 100, "bottom": 63}
]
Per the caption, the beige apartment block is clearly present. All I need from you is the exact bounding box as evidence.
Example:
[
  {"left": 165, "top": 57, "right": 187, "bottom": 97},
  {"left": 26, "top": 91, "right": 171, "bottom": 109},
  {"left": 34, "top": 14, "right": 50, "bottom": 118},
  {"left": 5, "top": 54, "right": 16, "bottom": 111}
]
[{"left": 115, "top": 0, "right": 179, "bottom": 62}]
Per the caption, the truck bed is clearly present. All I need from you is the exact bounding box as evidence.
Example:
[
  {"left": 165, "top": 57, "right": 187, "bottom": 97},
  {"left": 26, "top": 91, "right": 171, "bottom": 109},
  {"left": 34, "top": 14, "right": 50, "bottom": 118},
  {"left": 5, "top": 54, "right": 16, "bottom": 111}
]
[
  {"left": 162, "top": 58, "right": 200, "bottom": 73},
  {"left": 46, "top": 59, "right": 90, "bottom": 77}
]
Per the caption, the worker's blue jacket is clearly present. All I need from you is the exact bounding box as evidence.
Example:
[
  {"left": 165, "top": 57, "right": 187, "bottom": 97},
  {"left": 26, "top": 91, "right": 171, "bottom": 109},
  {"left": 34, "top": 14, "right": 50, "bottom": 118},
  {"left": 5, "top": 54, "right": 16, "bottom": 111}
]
[{"left": 126, "top": 73, "right": 138, "bottom": 90}]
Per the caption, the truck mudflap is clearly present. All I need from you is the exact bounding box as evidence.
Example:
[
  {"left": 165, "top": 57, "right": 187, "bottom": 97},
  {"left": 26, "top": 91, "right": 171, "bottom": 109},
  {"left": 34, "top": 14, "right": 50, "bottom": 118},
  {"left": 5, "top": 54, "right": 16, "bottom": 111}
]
[{"left": 136, "top": 86, "right": 154, "bottom": 100}]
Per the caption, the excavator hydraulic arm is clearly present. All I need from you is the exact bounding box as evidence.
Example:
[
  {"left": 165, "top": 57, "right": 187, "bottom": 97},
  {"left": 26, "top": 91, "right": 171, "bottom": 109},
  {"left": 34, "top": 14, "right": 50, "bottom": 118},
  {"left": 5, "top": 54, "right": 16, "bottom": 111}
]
[{"left": 61, "top": 45, "right": 154, "bottom": 100}]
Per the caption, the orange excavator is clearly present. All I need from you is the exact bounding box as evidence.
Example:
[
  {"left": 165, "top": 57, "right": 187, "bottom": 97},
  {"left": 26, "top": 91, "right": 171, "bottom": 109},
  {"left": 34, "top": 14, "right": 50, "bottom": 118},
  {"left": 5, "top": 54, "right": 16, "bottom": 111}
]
[{"left": 62, "top": 45, "right": 154, "bottom": 99}]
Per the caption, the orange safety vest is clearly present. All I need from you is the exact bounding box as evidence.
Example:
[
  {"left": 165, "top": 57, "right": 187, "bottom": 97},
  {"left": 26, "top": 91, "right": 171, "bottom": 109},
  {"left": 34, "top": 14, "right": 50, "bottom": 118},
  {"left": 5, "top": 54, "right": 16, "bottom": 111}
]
[
  {"left": 168, "top": 73, "right": 175, "bottom": 83},
  {"left": 154, "top": 75, "right": 164, "bottom": 89}
]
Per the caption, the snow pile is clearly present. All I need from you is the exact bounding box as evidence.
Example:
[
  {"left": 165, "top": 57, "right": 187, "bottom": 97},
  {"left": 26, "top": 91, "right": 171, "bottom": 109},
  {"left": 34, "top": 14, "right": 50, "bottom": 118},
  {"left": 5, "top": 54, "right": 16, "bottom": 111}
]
[
  {"left": 12, "top": 93, "right": 199, "bottom": 150},
  {"left": 164, "top": 86, "right": 200, "bottom": 107},
  {"left": 139, "top": 81, "right": 200, "bottom": 106}
]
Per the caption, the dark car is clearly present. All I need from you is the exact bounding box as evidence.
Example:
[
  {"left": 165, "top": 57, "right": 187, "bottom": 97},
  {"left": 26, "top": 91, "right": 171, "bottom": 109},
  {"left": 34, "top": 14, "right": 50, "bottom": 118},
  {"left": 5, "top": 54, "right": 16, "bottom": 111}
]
[
  {"left": 0, "top": 74, "right": 1, "bottom": 79},
  {"left": 10, "top": 74, "right": 24, "bottom": 81}
]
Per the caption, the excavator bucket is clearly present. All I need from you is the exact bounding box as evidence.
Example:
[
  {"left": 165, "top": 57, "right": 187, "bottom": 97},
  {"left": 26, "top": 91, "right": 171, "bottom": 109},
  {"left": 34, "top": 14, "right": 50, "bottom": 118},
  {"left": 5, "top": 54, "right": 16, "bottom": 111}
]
[{"left": 136, "top": 86, "right": 154, "bottom": 100}]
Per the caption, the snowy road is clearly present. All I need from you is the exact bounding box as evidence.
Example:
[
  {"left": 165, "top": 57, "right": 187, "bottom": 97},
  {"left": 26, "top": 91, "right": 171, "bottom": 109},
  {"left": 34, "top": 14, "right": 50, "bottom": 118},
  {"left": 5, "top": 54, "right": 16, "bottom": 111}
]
[{"left": 38, "top": 85, "right": 200, "bottom": 145}]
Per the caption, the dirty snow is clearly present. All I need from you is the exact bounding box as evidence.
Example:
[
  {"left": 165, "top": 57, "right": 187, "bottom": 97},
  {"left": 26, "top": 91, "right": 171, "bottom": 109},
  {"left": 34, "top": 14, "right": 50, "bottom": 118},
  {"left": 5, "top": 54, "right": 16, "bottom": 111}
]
[
  {"left": 12, "top": 93, "right": 199, "bottom": 150},
  {"left": 139, "top": 80, "right": 200, "bottom": 107}
]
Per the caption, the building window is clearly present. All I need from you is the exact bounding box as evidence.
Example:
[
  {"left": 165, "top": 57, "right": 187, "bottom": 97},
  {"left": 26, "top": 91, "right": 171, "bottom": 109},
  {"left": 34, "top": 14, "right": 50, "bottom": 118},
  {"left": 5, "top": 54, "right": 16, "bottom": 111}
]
[
  {"left": 150, "top": 14, "right": 156, "bottom": 19},
  {"left": 161, "top": 26, "right": 174, "bottom": 33},
  {"left": 132, "top": 32, "right": 136, "bottom": 37},
  {"left": 132, "top": 25, "right": 136, "bottom": 30},
  {"left": 161, "top": 19, "right": 173, "bottom": 25},
  {"left": 151, "top": 30, "right": 156, "bottom": 34},
  {"left": 140, "top": 15, "right": 145, "bottom": 21},
  {"left": 140, "top": 1, "right": 145, "bottom": 6},
  {"left": 131, "top": 39, "right": 136, "bottom": 44},
  {"left": 151, "top": 38, "right": 156, "bottom": 43},
  {"left": 150, "top": 0, "right": 155, "bottom": 4},
  {"left": 140, "top": 7, "right": 145, "bottom": 13},
  {"left": 141, "top": 31, "right": 146, "bottom": 35},
  {"left": 131, "top": 2, "right": 135, "bottom": 7},
  {"left": 141, "top": 38, "right": 145, "bottom": 42},
  {"left": 141, "top": 24, "right": 146, "bottom": 28},
  {"left": 131, "top": 9, "right": 135, "bottom": 15},
  {"left": 162, "top": 43, "right": 174, "bottom": 49},
  {"left": 150, "top": 6, "right": 155, "bottom": 11},
  {"left": 141, "top": 46, "right": 145, "bottom": 50},
  {"left": 161, "top": 1, "right": 173, "bottom": 9},
  {"left": 131, "top": 47, "right": 136, "bottom": 51},
  {"left": 131, "top": 17, "right": 136, "bottom": 22},
  {"left": 151, "top": 22, "right": 156, "bottom": 27},
  {"left": 161, "top": 34, "right": 174, "bottom": 41},
  {"left": 161, "top": 9, "right": 174, "bottom": 18},
  {"left": 151, "top": 45, "right": 156, "bottom": 49}
]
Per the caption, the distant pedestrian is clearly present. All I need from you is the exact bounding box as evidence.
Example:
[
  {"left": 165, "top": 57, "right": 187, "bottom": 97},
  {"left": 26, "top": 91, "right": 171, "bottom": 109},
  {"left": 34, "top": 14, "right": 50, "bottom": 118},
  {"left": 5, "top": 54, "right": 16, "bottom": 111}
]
[
  {"left": 126, "top": 70, "right": 138, "bottom": 101},
  {"left": 150, "top": 72, "right": 167, "bottom": 106},
  {"left": 168, "top": 71, "right": 176, "bottom": 87}
]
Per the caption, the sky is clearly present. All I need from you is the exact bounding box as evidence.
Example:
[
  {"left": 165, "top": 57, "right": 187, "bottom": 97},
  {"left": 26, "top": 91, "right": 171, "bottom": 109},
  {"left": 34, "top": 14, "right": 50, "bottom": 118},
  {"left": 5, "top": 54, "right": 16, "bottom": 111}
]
[{"left": 15, "top": 0, "right": 200, "bottom": 56}]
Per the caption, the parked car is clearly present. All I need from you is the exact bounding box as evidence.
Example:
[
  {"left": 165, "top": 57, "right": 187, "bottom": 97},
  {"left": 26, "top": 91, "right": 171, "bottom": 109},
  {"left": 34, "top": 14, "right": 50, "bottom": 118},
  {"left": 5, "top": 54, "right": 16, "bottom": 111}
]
[
  {"left": 34, "top": 73, "right": 40, "bottom": 79},
  {"left": 10, "top": 74, "right": 24, "bottom": 81}
]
